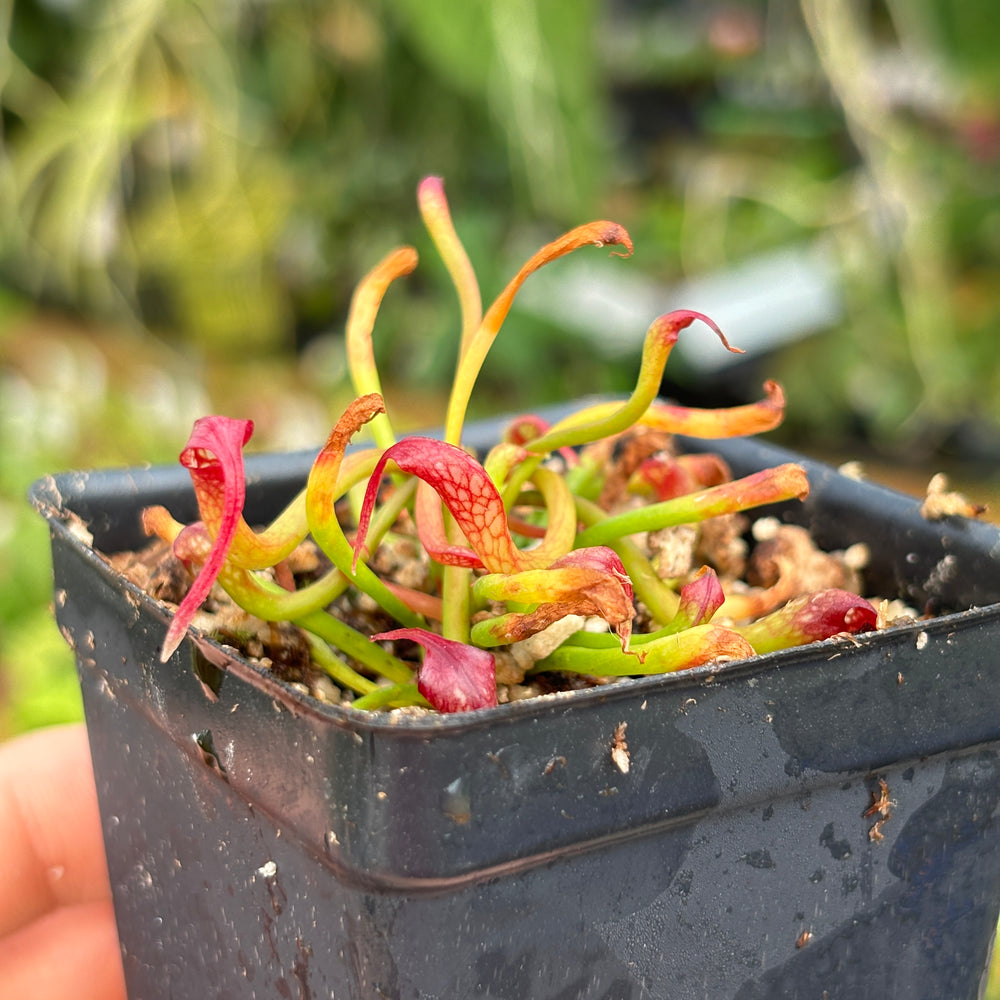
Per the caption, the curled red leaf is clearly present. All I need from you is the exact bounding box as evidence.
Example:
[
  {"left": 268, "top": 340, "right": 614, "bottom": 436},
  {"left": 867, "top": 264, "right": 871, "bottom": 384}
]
[
  {"left": 550, "top": 547, "right": 635, "bottom": 649},
  {"left": 159, "top": 417, "right": 252, "bottom": 661},
  {"left": 374, "top": 628, "right": 498, "bottom": 713},
  {"left": 177, "top": 414, "right": 311, "bottom": 572},
  {"left": 159, "top": 522, "right": 216, "bottom": 660},
  {"left": 179, "top": 415, "right": 253, "bottom": 540},
  {"left": 473, "top": 545, "right": 636, "bottom": 650},
  {"left": 308, "top": 393, "right": 387, "bottom": 529}
]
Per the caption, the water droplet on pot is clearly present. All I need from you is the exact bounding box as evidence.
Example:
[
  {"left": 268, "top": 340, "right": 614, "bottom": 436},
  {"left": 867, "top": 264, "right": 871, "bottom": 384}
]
[
  {"left": 256, "top": 859, "right": 286, "bottom": 914},
  {"left": 324, "top": 830, "right": 340, "bottom": 857},
  {"left": 441, "top": 777, "right": 471, "bottom": 824}
]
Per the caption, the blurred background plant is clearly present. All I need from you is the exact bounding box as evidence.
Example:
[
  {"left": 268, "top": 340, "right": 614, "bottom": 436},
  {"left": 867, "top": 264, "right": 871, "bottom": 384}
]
[{"left": 2, "top": 0, "right": 999, "bottom": 743}]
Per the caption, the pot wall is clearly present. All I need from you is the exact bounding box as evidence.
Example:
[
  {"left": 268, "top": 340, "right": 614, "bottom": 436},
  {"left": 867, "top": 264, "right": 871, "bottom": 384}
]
[{"left": 32, "top": 420, "right": 1000, "bottom": 999}]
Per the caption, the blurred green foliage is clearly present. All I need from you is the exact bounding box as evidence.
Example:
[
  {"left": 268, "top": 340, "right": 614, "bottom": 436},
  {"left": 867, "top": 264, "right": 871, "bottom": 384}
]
[
  {"left": 0, "top": 311, "right": 211, "bottom": 735},
  {"left": 0, "top": 0, "right": 605, "bottom": 360},
  {"left": 2, "top": 0, "right": 998, "bottom": 440},
  {"left": 608, "top": 0, "right": 1000, "bottom": 454}
]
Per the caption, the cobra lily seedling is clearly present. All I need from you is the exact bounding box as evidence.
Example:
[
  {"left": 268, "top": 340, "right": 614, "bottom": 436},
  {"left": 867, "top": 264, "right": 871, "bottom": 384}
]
[{"left": 142, "top": 176, "right": 878, "bottom": 713}]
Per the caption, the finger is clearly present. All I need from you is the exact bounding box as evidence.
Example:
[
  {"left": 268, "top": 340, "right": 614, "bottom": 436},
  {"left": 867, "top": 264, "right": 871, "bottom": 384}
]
[
  {"left": 0, "top": 900, "right": 126, "bottom": 1000},
  {"left": 0, "top": 723, "right": 111, "bottom": 938}
]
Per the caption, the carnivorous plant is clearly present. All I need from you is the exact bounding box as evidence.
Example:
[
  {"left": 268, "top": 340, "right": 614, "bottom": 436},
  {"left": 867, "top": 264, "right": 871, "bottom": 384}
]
[{"left": 143, "top": 176, "right": 877, "bottom": 713}]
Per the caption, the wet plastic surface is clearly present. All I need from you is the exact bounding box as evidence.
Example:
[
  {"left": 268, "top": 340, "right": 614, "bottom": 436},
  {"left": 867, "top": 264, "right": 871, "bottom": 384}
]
[{"left": 31, "top": 416, "right": 1000, "bottom": 999}]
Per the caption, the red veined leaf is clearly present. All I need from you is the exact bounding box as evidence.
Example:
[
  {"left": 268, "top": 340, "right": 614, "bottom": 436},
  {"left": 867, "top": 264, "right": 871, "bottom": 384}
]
[
  {"left": 413, "top": 480, "right": 484, "bottom": 568},
  {"left": 374, "top": 628, "right": 498, "bottom": 712},
  {"left": 356, "top": 437, "right": 581, "bottom": 576},
  {"left": 355, "top": 437, "right": 521, "bottom": 574}
]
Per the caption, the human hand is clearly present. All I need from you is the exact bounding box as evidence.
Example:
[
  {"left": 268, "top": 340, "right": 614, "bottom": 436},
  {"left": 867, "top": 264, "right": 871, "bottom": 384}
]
[{"left": 0, "top": 722, "right": 127, "bottom": 999}]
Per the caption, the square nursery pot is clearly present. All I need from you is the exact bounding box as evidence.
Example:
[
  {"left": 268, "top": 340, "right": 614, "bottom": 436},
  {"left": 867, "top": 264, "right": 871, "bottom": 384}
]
[{"left": 30, "top": 412, "right": 1000, "bottom": 1000}]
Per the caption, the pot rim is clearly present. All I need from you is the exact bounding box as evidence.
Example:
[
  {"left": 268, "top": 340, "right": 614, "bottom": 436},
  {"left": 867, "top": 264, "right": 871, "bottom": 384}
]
[{"left": 30, "top": 400, "right": 1000, "bottom": 733}]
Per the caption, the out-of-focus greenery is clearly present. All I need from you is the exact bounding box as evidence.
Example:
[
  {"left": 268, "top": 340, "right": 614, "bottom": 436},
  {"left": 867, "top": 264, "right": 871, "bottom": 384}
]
[
  {"left": 607, "top": 0, "right": 1000, "bottom": 455},
  {"left": 2, "top": 0, "right": 1000, "bottom": 742},
  {"left": 0, "top": 0, "right": 606, "bottom": 367},
  {"left": 0, "top": 311, "right": 203, "bottom": 734},
  {"left": 2, "top": 0, "right": 999, "bottom": 436}
]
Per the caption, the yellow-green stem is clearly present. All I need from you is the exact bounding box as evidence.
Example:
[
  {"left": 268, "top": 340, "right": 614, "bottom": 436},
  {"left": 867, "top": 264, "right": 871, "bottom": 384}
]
[
  {"left": 441, "top": 512, "right": 472, "bottom": 642},
  {"left": 574, "top": 495, "right": 680, "bottom": 624},
  {"left": 297, "top": 611, "right": 413, "bottom": 685},
  {"left": 304, "top": 633, "right": 380, "bottom": 696},
  {"left": 351, "top": 682, "right": 429, "bottom": 711}
]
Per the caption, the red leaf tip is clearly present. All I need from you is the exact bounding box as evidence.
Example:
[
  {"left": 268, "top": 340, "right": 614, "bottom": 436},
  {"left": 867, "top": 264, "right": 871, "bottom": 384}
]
[
  {"left": 794, "top": 589, "right": 878, "bottom": 641},
  {"left": 179, "top": 416, "right": 254, "bottom": 470}
]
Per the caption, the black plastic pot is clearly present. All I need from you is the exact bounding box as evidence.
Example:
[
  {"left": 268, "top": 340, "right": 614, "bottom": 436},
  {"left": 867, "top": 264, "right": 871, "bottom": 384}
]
[{"left": 30, "top": 417, "right": 1000, "bottom": 1000}]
